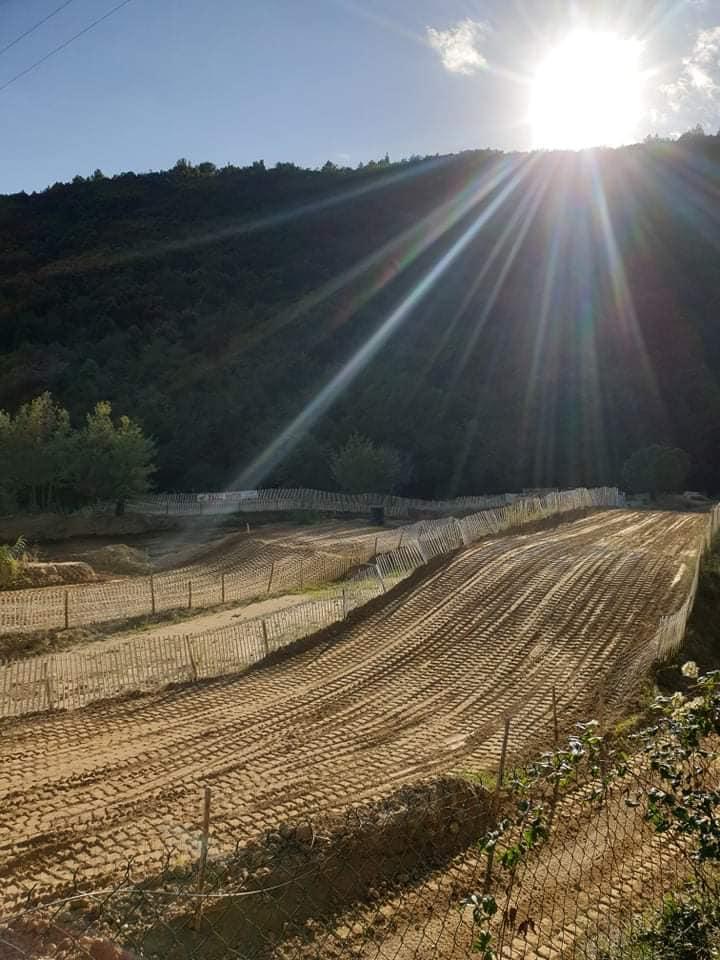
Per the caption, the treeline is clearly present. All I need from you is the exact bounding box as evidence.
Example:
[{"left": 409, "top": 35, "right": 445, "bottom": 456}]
[
  {"left": 0, "top": 393, "right": 155, "bottom": 514},
  {"left": 2, "top": 134, "right": 720, "bottom": 495}
]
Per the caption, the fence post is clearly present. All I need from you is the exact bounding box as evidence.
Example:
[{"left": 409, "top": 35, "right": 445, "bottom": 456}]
[
  {"left": 547, "top": 687, "right": 561, "bottom": 834},
  {"left": 342, "top": 588, "right": 347, "bottom": 619},
  {"left": 262, "top": 619, "right": 270, "bottom": 656},
  {"left": 299, "top": 560, "right": 304, "bottom": 590},
  {"left": 483, "top": 716, "right": 511, "bottom": 893},
  {"left": 188, "top": 580, "right": 193, "bottom": 610},
  {"left": 267, "top": 562, "right": 275, "bottom": 595},
  {"left": 221, "top": 574, "right": 226, "bottom": 604},
  {"left": 374, "top": 564, "right": 387, "bottom": 593},
  {"left": 193, "top": 786, "right": 212, "bottom": 930},
  {"left": 186, "top": 637, "right": 198, "bottom": 680},
  {"left": 63, "top": 591, "right": 69, "bottom": 630},
  {"left": 150, "top": 575, "right": 156, "bottom": 615},
  {"left": 42, "top": 660, "right": 53, "bottom": 711}
]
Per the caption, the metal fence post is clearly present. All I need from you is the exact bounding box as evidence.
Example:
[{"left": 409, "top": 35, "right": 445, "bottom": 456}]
[
  {"left": 193, "top": 786, "right": 212, "bottom": 929},
  {"left": 483, "top": 716, "right": 511, "bottom": 893}
]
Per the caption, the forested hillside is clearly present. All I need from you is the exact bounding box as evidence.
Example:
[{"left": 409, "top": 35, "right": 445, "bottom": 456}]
[{"left": 2, "top": 136, "right": 720, "bottom": 497}]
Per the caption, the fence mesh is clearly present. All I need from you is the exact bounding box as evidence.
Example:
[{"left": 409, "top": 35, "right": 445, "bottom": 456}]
[
  {"left": 1, "top": 696, "right": 716, "bottom": 960},
  {"left": 0, "top": 488, "right": 627, "bottom": 719},
  {"left": 3, "top": 490, "right": 717, "bottom": 960}
]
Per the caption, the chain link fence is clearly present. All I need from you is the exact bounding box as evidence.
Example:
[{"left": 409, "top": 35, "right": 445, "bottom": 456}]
[{"left": 1, "top": 686, "right": 715, "bottom": 960}]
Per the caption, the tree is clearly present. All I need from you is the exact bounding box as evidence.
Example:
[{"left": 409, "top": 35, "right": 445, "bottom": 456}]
[
  {"left": 77, "top": 401, "right": 156, "bottom": 512},
  {"left": 330, "top": 433, "right": 401, "bottom": 494},
  {"left": 4, "top": 393, "right": 74, "bottom": 510},
  {"left": 621, "top": 444, "right": 690, "bottom": 498}
]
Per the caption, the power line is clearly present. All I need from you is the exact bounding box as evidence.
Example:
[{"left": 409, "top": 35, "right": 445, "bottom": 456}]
[
  {"left": 0, "top": 0, "right": 78, "bottom": 58},
  {"left": 0, "top": 0, "right": 135, "bottom": 95}
]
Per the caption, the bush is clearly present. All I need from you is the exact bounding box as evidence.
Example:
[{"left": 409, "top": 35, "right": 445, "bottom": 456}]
[
  {"left": 622, "top": 444, "right": 690, "bottom": 498},
  {"left": 331, "top": 433, "right": 401, "bottom": 494},
  {"left": 0, "top": 536, "right": 27, "bottom": 588}
]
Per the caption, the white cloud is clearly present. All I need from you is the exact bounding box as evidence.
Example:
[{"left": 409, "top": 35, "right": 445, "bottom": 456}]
[
  {"left": 661, "top": 26, "right": 720, "bottom": 117},
  {"left": 426, "top": 19, "right": 489, "bottom": 75}
]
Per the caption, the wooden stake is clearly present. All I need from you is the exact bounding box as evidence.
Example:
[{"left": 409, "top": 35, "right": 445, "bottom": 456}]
[
  {"left": 194, "top": 786, "right": 212, "bottom": 930},
  {"left": 267, "top": 561, "right": 275, "bottom": 595},
  {"left": 63, "top": 591, "right": 69, "bottom": 630},
  {"left": 483, "top": 717, "right": 511, "bottom": 893},
  {"left": 150, "top": 575, "right": 156, "bottom": 615},
  {"left": 375, "top": 564, "right": 386, "bottom": 593},
  {"left": 262, "top": 620, "right": 270, "bottom": 656},
  {"left": 221, "top": 574, "right": 226, "bottom": 604},
  {"left": 186, "top": 637, "right": 198, "bottom": 680},
  {"left": 342, "top": 588, "right": 347, "bottom": 619},
  {"left": 299, "top": 560, "right": 304, "bottom": 590},
  {"left": 188, "top": 580, "right": 192, "bottom": 609},
  {"left": 42, "top": 660, "right": 53, "bottom": 711}
]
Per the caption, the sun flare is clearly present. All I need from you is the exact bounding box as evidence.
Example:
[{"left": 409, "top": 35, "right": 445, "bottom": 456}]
[{"left": 531, "top": 30, "right": 644, "bottom": 150}]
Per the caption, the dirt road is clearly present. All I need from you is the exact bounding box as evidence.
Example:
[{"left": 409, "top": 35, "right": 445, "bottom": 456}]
[{"left": 0, "top": 510, "right": 706, "bottom": 912}]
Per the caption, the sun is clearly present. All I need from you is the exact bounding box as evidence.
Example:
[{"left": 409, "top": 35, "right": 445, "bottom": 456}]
[{"left": 530, "top": 30, "right": 644, "bottom": 150}]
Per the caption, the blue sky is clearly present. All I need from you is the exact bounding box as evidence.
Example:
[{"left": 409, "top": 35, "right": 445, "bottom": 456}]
[{"left": 1, "top": 0, "right": 719, "bottom": 193}]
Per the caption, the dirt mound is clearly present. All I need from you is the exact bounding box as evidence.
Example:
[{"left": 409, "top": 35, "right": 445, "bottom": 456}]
[
  {"left": 78, "top": 544, "right": 152, "bottom": 576},
  {"left": 17, "top": 561, "right": 98, "bottom": 589}
]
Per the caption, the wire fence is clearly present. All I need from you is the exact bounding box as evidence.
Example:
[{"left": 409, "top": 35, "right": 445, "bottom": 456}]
[
  {"left": 126, "top": 487, "right": 523, "bottom": 518},
  {"left": 0, "top": 488, "right": 624, "bottom": 719},
  {"left": 2, "top": 494, "right": 719, "bottom": 960},
  {"left": 0, "top": 487, "right": 620, "bottom": 636},
  {"left": 2, "top": 685, "right": 717, "bottom": 960}
]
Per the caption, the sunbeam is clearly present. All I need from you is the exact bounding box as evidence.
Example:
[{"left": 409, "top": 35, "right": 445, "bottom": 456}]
[{"left": 232, "top": 155, "right": 536, "bottom": 489}]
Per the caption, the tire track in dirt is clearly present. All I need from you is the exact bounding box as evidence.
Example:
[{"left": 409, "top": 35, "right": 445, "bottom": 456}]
[{"left": 0, "top": 509, "right": 708, "bottom": 910}]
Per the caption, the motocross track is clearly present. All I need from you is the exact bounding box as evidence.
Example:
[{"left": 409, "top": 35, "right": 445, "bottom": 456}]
[{"left": 0, "top": 509, "right": 706, "bottom": 914}]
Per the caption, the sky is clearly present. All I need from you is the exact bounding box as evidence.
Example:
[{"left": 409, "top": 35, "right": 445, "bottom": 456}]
[{"left": 1, "top": 0, "right": 720, "bottom": 194}]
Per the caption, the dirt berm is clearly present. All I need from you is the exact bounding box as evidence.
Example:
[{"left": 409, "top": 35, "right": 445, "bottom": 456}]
[{"left": 15, "top": 776, "right": 491, "bottom": 960}]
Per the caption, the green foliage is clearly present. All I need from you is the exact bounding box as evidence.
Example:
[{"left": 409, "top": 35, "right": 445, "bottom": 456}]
[
  {"left": 331, "top": 433, "right": 401, "bottom": 494},
  {"left": 3, "top": 142, "right": 720, "bottom": 496},
  {"left": 0, "top": 392, "right": 73, "bottom": 510},
  {"left": 76, "top": 401, "right": 156, "bottom": 508},
  {"left": 0, "top": 536, "right": 27, "bottom": 588},
  {"left": 465, "top": 667, "right": 720, "bottom": 960},
  {"left": 622, "top": 445, "right": 690, "bottom": 498},
  {"left": 603, "top": 893, "right": 720, "bottom": 960},
  {"left": 0, "top": 394, "right": 155, "bottom": 511}
]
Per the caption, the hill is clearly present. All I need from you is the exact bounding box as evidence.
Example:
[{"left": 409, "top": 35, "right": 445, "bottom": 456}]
[{"left": 2, "top": 137, "right": 720, "bottom": 495}]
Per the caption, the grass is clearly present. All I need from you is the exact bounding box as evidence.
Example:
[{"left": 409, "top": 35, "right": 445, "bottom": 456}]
[
  {"left": 656, "top": 536, "right": 720, "bottom": 695},
  {"left": 598, "top": 890, "right": 720, "bottom": 960},
  {"left": 459, "top": 769, "right": 497, "bottom": 791}
]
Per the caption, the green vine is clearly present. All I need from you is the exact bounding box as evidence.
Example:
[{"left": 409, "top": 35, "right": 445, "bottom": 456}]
[{"left": 463, "top": 664, "right": 720, "bottom": 958}]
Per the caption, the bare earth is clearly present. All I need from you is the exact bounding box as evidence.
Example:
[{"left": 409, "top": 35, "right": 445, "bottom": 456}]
[{"left": 0, "top": 509, "right": 706, "bottom": 915}]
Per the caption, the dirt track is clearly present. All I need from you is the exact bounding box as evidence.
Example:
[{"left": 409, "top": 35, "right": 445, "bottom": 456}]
[
  {"left": 0, "top": 509, "right": 706, "bottom": 912},
  {"left": 0, "top": 519, "right": 400, "bottom": 635}
]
